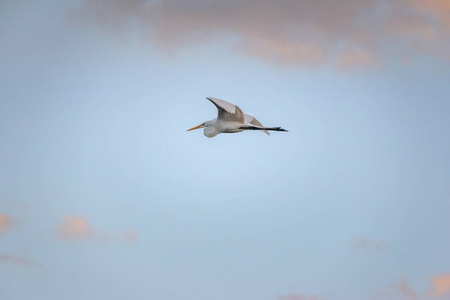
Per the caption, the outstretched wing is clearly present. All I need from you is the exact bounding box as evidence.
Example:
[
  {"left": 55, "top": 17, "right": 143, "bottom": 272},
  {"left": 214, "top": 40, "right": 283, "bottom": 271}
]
[
  {"left": 244, "top": 114, "right": 270, "bottom": 135},
  {"left": 207, "top": 97, "right": 245, "bottom": 123}
]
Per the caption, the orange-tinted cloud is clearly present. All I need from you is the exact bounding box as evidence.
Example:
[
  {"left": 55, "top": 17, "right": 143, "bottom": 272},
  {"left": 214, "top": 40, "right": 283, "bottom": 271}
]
[
  {"left": 337, "top": 48, "right": 382, "bottom": 70},
  {"left": 72, "top": 0, "right": 450, "bottom": 69},
  {"left": 374, "top": 276, "right": 450, "bottom": 300},
  {"left": 430, "top": 274, "right": 450, "bottom": 298},
  {"left": 397, "top": 279, "right": 419, "bottom": 300},
  {"left": 0, "top": 254, "right": 36, "bottom": 267},
  {"left": 0, "top": 213, "right": 14, "bottom": 234},
  {"left": 57, "top": 215, "right": 139, "bottom": 246},
  {"left": 277, "top": 294, "right": 322, "bottom": 300},
  {"left": 413, "top": 0, "right": 450, "bottom": 30},
  {"left": 371, "top": 278, "right": 421, "bottom": 300},
  {"left": 58, "top": 215, "right": 93, "bottom": 240}
]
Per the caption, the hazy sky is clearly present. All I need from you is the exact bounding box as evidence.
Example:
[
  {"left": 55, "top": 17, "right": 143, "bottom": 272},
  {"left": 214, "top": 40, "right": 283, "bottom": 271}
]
[{"left": 1, "top": 1, "right": 450, "bottom": 300}]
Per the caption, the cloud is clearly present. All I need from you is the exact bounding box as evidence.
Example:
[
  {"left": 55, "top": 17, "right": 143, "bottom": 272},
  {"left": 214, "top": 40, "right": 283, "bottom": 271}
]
[
  {"left": 57, "top": 215, "right": 93, "bottom": 240},
  {"left": 0, "top": 213, "right": 14, "bottom": 234},
  {"left": 0, "top": 254, "right": 36, "bottom": 267},
  {"left": 277, "top": 294, "right": 322, "bottom": 300},
  {"left": 397, "top": 279, "right": 420, "bottom": 300},
  {"left": 353, "top": 235, "right": 388, "bottom": 253},
  {"left": 412, "top": 0, "right": 450, "bottom": 30},
  {"left": 374, "top": 276, "right": 450, "bottom": 300},
  {"left": 429, "top": 274, "right": 450, "bottom": 298},
  {"left": 337, "top": 48, "right": 382, "bottom": 70},
  {"left": 57, "top": 215, "right": 139, "bottom": 245},
  {"left": 372, "top": 279, "right": 421, "bottom": 300},
  {"left": 71, "top": 0, "right": 450, "bottom": 69}
]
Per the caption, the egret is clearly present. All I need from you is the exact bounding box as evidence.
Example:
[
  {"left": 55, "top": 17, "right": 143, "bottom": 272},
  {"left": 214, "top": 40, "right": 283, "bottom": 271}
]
[{"left": 187, "top": 97, "right": 288, "bottom": 138}]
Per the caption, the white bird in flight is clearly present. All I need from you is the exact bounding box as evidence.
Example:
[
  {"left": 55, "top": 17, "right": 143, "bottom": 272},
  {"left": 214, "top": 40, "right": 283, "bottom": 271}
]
[{"left": 187, "top": 97, "right": 288, "bottom": 138}]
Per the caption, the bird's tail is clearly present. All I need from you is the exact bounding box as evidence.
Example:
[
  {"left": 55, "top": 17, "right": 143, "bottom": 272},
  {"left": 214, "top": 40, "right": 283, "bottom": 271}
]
[{"left": 239, "top": 125, "right": 288, "bottom": 135}]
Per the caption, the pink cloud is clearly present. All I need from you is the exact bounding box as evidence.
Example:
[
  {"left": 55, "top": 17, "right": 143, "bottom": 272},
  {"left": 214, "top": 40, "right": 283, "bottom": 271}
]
[
  {"left": 374, "top": 275, "right": 450, "bottom": 300},
  {"left": 0, "top": 213, "right": 14, "bottom": 234},
  {"left": 413, "top": 0, "right": 450, "bottom": 29},
  {"left": 0, "top": 254, "right": 36, "bottom": 267},
  {"left": 429, "top": 274, "right": 450, "bottom": 298},
  {"left": 72, "top": 0, "right": 450, "bottom": 69},
  {"left": 337, "top": 48, "right": 382, "bottom": 70},
  {"left": 57, "top": 215, "right": 139, "bottom": 246},
  {"left": 397, "top": 279, "right": 420, "bottom": 300},
  {"left": 371, "top": 279, "right": 421, "bottom": 300},
  {"left": 58, "top": 215, "right": 93, "bottom": 240}
]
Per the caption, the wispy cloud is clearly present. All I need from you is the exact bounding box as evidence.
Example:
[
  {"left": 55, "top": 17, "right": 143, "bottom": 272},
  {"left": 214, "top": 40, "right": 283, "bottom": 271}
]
[
  {"left": 57, "top": 215, "right": 138, "bottom": 245},
  {"left": 429, "top": 274, "right": 450, "bottom": 298},
  {"left": 0, "top": 254, "right": 37, "bottom": 267},
  {"left": 278, "top": 275, "right": 450, "bottom": 300},
  {"left": 58, "top": 215, "right": 93, "bottom": 240},
  {"left": 0, "top": 213, "right": 14, "bottom": 234},
  {"left": 374, "top": 275, "right": 450, "bottom": 300},
  {"left": 396, "top": 279, "right": 420, "bottom": 300},
  {"left": 337, "top": 48, "right": 382, "bottom": 71},
  {"left": 72, "top": 0, "right": 450, "bottom": 69}
]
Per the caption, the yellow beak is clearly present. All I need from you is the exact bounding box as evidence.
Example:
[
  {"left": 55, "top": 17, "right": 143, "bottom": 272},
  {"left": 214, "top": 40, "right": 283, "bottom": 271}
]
[{"left": 187, "top": 124, "right": 203, "bottom": 131}]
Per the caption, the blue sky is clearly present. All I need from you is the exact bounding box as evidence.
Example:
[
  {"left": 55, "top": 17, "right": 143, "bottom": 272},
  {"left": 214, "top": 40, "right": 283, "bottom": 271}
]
[{"left": 1, "top": 1, "right": 450, "bottom": 300}]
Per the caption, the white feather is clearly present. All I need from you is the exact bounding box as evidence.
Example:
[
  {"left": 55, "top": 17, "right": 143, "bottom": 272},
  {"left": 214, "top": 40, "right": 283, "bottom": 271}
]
[{"left": 206, "top": 97, "right": 236, "bottom": 114}]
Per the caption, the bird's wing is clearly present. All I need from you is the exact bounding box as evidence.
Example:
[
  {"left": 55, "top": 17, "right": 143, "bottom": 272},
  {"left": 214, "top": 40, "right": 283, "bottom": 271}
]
[
  {"left": 207, "top": 97, "right": 245, "bottom": 123},
  {"left": 244, "top": 114, "right": 270, "bottom": 135}
]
